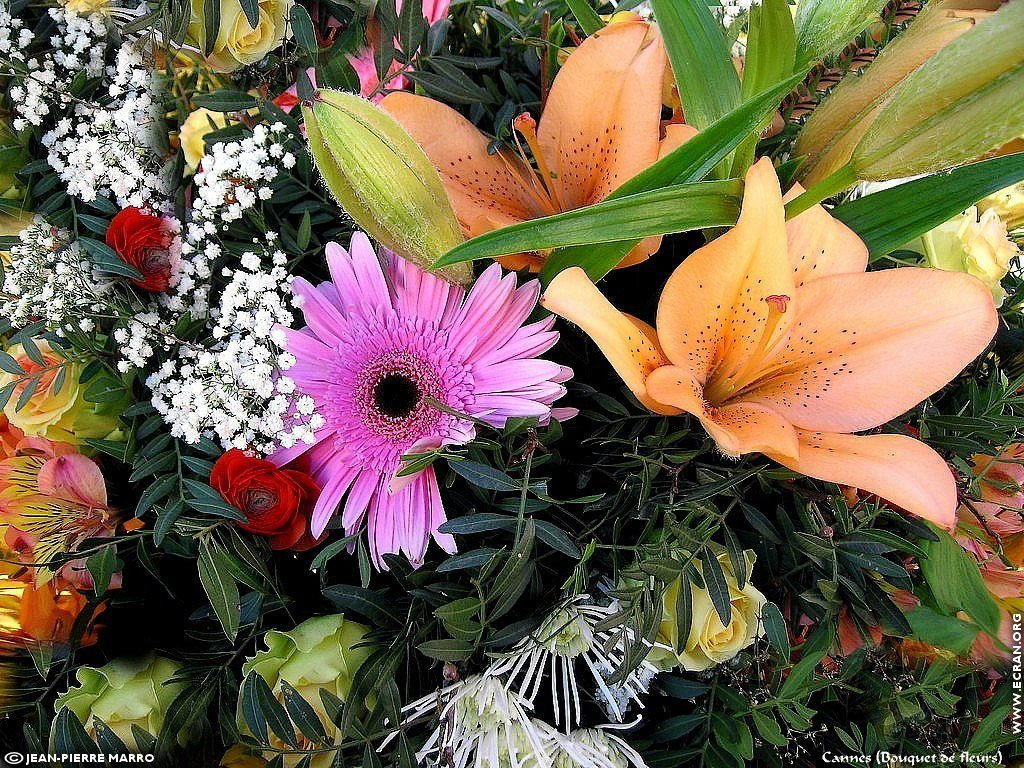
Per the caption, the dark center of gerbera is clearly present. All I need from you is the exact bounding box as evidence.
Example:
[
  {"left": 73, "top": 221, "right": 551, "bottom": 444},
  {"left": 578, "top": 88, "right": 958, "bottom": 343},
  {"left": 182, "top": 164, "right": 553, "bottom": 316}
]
[{"left": 373, "top": 373, "right": 421, "bottom": 418}]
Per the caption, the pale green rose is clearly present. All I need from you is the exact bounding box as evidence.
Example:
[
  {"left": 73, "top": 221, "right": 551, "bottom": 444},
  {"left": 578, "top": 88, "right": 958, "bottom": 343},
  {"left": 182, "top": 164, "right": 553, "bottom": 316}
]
[
  {"left": 54, "top": 654, "right": 184, "bottom": 751},
  {"left": 188, "top": 0, "right": 294, "bottom": 73},
  {"left": 648, "top": 549, "right": 768, "bottom": 672},
  {"left": 912, "top": 205, "right": 1019, "bottom": 307},
  {"left": 240, "top": 613, "right": 373, "bottom": 768}
]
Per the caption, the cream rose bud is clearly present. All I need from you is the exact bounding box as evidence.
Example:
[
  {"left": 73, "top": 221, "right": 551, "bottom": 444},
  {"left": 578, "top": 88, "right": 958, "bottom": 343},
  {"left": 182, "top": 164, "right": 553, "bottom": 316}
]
[
  {"left": 188, "top": 0, "right": 294, "bottom": 73},
  {"left": 54, "top": 654, "right": 185, "bottom": 751},
  {"left": 179, "top": 108, "right": 227, "bottom": 173},
  {"left": 913, "top": 206, "right": 1019, "bottom": 307},
  {"left": 648, "top": 550, "right": 768, "bottom": 672}
]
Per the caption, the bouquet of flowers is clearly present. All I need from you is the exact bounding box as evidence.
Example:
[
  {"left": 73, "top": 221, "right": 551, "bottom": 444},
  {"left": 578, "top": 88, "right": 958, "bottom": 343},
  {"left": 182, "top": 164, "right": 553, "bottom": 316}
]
[{"left": 0, "top": 0, "right": 1023, "bottom": 765}]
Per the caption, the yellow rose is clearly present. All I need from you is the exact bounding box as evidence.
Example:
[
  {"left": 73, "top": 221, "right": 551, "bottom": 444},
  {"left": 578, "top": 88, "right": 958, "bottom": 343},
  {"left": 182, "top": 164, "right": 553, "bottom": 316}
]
[
  {"left": 221, "top": 745, "right": 269, "bottom": 767},
  {"left": 648, "top": 549, "right": 768, "bottom": 672},
  {"left": 58, "top": 0, "right": 111, "bottom": 13},
  {"left": 979, "top": 181, "right": 1024, "bottom": 232},
  {"left": 188, "top": 0, "right": 294, "bottom": 73},
  {"left": 915, "top": 206, "right": 1019, "bottom": 307},
  {"left": 0, "top": 339, "right": 129, "bottom": 445},
  {"left": 179, "top": 107, "right": 228, "bottom": 173},
  {"left": 0, "top": 209, "right": 31, "bottom": 265}
]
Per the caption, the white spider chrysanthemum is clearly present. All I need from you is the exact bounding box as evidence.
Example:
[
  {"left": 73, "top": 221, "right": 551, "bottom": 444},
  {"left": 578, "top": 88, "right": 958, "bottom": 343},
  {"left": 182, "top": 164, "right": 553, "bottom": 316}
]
[
  {"left": 551, "top": 727, "right": 648, "bottom": 768},
  {"left": 394, "top": 674, "right": 559, "bottom": 768},
  {"left": 488, "top": 596, "right": 661, "bottom": 729}
]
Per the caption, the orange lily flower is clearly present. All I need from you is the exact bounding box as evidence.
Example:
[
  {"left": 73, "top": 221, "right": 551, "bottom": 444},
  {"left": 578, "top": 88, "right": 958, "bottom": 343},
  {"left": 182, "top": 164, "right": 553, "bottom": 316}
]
[
  {"left": 381, "top": 18, "right": 695, "bottom": 271},
  {"left": 542, "top": 159, "right": 999, "bottom": 527}
]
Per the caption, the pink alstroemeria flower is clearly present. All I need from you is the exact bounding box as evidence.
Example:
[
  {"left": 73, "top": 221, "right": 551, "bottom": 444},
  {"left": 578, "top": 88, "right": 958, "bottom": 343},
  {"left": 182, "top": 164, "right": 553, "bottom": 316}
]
[
  {"left": 0, "top": 437, "right": 120, "bottom": 590},
  {"left": 349, "top": 0, "right": 453, "bottom": 102}
]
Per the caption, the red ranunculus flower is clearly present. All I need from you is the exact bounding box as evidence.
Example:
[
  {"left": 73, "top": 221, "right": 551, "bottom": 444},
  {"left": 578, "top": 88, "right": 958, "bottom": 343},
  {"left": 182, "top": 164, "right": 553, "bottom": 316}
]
[
  {"left": 105, "top": 207, "right": 178, "bottom": 292},
  {"left": 210, "top": 449, "right": 322, "bottom": 550}
]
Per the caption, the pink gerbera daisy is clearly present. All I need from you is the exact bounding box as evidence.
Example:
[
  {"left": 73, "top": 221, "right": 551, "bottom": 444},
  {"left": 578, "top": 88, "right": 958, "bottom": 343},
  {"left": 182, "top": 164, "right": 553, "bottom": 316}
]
[{"left": 271, "top": 233, "right": 573, "bottom": 568}]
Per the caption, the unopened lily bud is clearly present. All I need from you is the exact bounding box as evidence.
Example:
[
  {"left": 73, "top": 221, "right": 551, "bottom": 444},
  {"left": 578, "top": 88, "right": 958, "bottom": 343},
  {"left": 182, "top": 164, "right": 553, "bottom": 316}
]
[
  {"left": 852, "top": 0, "right": 1024, "bottom": 181},
  {"left": 302, "top": 89, "right": 470, "bottom": 284},
  {"left": 796, "top": 0, "right": 994, "bottom": 185},
  {"left": 794, "top": 0, "right": 887, "bottom": 66}
]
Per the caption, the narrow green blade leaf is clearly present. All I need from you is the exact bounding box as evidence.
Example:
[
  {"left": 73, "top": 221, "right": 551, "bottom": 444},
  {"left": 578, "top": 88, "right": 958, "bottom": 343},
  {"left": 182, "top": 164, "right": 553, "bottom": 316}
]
[
  {"left": 651, "top": 0, "right": 741, "bottom": 131},
  {"left": 829, "top": 152, "right": 1024, "bottom": 259},
  {"left": 198, "top": 538, "right": 241, "bottom": 641},
  {"left": 432, "top": 180, "right": 742, "bottom": 267},
  {"left": 732, "top": 0, "right": 796, "bottom": 176},
  {"left": 699, "top": 548, "right": 732, "bottom": 627},
  {"left": 741, "top": 0, "right": 796, "bottom": 100},
  {"left": 565, "top": 0, "right": 603, "bottom": 35},
  {"left": 239, "top": 0, "right": 259, "bottom": 29}
]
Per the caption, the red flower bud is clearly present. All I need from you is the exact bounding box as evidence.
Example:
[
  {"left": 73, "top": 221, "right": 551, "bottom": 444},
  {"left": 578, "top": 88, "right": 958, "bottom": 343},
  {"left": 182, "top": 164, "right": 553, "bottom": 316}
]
[
  {"left": 105, "top": 207, "right": 178, "bottom": 293},
  {"left": 210, "top": 449, "right": 322, "bottom": 550}
]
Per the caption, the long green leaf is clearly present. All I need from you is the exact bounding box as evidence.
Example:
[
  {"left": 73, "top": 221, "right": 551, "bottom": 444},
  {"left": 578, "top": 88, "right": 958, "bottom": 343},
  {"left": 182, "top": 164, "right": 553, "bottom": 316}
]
[
  {"left": 198, "top": 538, "right": 241, "bottom": 641},
  {"left": 651, "top": 0, "right": 741, "bottom": 131},
  {"left": 828, "top": 152, "right": 1024, "bottom": 259},
  {"left": 917, "top": 527, "right": 1001, "bottom": 639},
  {"left": 538, "top": 74, "right": 804, "bottom": 281},
  {"left": 741, "top": 0, "right": 796, "bottom": 100},
  {"left": 565, "top": 0, "right": 603, "bottom": 35},
  {"left": 433, "top": 180, "right": 742, "bottom": 267},
  {"left": 733, "top": 0, "right": 796, "bottom": 176}
]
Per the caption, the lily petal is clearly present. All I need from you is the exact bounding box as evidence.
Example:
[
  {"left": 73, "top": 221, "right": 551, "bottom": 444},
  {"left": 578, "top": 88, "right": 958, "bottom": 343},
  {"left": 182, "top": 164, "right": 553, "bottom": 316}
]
[
  {"left": 647, "top": 366, "right": 799, "bottom": 460},
  {"left": 381, "top": 91, "right": 549, "bottom": 234},
  {"left": 784, "top": 183, "right": 868, "bottom": 287},
  {"left": 767, "top": 430, "right": 958, "bottom": 528},
  {"left": 538, "top": 19, "right": 669, "bottom": 210},
  {"left": 744, "top": 268, "right": 998, "bottom": 433},
  {"left": 542, "top": 267, "right": 677, "bottom": 414},
  {"left": 656, "top": 158, "right": 795, "bottom": 391}
]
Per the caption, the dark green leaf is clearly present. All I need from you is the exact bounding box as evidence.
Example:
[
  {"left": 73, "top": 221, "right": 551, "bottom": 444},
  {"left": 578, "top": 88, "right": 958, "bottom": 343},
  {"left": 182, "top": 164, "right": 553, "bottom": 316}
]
[
  {"left": 829, "top": 153, "right": 1024, "bottom": 259},
  {"left": 565, "top": 0, "right": 602, "bottom": 34},
  {"left": 281, "top": 680, "right": 329, "bottom": 744},
  {"left": 449, "top": 460, "right": 519, "bottom": 491},
  {"left": 86, "top": 544, "right": 120, "bottom": 595},
  {"left": 239, "top": 0, "right": 259, "bottom": 29},
  {"left": 192, "top": 91, "right": 261, "bottom": 112},
  {"left": 198, "top": 538, "right": 241, "bottom": 640},
  {"left": 289, "top": 4, "right": 317, "bottom": 53},
  {"left": 699, "top": 549, "right": 731, "bottom": 626},
  {"left": 760, "top": 602, "right": 790, "bottom": 658},
  {"left": 322, "top": 585, "right": 402, "bottom": 626}
]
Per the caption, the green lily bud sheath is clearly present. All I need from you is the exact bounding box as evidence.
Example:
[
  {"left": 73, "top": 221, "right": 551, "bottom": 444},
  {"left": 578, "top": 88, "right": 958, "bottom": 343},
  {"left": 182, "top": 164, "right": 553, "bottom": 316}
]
[
  {"left": 302, "top": 89, "right": 472, "bottom": 285},
  {"left": 794, "top": 0, "right": 888, "bottom": 66},
  {"left": 795, "top": 0, "right": 992, "bottom": 186},
  {"left": 852, "top": 0, "right": 1024, "bottom": 181}
]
